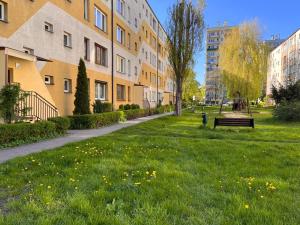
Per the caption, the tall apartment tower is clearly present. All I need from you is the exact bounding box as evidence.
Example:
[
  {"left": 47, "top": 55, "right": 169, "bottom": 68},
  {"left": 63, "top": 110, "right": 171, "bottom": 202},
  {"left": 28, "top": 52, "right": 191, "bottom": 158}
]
[
  {"left": 267, "top": 29, "right": 300, "bottom": 96},
  {"left": 205, "top": 25, "right": 235, "bottom": 104},
  {"left": 0, "top": 0, "right": 175, "bottom": 117}
]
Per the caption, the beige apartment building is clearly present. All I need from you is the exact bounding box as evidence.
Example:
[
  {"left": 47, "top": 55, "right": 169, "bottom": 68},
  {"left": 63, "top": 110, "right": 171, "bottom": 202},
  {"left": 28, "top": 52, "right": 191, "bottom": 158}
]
[
  {"left": 0, "top": 0, "right": 175, "bottom": 118},
  {"left": 267, "top": 29, "right": 300, "bottom": 96},
  {"left": 205, "top": 25, "right": 234, "bottom": 104}
]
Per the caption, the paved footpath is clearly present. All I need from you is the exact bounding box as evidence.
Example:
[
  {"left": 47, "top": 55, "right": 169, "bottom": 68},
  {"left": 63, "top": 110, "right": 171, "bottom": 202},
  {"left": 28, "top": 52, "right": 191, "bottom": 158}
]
[{"left": 0, "top": 112, "right": 173, "bottom": 164}]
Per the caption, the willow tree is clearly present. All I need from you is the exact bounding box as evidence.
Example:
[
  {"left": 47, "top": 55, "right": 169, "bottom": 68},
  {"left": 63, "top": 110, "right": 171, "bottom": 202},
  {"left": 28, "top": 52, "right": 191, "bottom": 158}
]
[
  {"left": 219, "top": 20, "right": 269, "bottom": 111},
  {"left": 167, "top": 0, "right": 205, "bottom": 116}
]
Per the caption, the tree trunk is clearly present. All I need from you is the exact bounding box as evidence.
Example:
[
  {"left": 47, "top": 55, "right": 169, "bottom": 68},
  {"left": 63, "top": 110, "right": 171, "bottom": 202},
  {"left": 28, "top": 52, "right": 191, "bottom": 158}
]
[
  {"left": 219, "top": 97, "right": 224, "bottom": 115},
  {"left": 175, "top": 81, "right": 182, "bottom": 116}
]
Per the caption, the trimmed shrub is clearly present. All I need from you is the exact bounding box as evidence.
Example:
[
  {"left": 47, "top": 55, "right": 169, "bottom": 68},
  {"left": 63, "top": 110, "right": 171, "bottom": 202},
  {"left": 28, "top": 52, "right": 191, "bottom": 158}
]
[
  {"left": 48, "top": 117, "right": 70, "bottom": 134},
  {"left": 119, "top": 104, "right": 140, "bottom": 110},
  {"left": 273, "top": 101, "right": 300, "bottom": 121},
  {"left": 124, "top": 109, "right": 148, "bottom": 120},
  {"left": 119, "top": 104, "right": 125, "bottom": 110},
  {"left": 0, "top": 121, "right": 57, "bottom": 148},
  {"left": 93, "top": 100, "right": 113, "bottom": 113},
  {"left": 69, "top": 112, "right": 121, "bottom": 129}
]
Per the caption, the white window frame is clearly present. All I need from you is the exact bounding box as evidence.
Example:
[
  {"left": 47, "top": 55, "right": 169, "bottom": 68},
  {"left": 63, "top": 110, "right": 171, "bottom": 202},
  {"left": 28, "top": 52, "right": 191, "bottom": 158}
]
[
  {"left": 95, "top": 81, "right": 107, "bottom": 100},
  {"left": 117, "top": 0, "right": 125, "bottom": 17},
  {"left": 117, "top": 26, "right": 125, "bottom": 44},
  {"left": 64, "top": 79, "right": 71, "bottom": 93},
  {"left": 44, "top": 75, "right": 53, "bottom": 85},
  {"left": 0, "top": 1, "right": 6, "bottom": 21},
  {"left": 116, "top": 55, "right": 126, "bottom": 74},
  {"left": 95, "top": 6, "right": 107, "bottom": 32},
  {"left": 84, "top": 0, "right": 89, "bottom": 20},
  {"left": 44, "top": 22, "right": 53, "bottom": 33},
  {"left": 63, "top": 32, "right": 72, "bottom": 48}
]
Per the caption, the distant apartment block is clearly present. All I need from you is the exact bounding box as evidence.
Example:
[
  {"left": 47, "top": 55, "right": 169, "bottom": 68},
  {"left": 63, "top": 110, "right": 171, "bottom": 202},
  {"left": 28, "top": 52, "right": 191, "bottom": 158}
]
[
  {"left": 0, "top": 0, "right": 175, "bottom": 118},
  {"left": 267, "top": 29, "right": 300, "bottom": 96},
  {"left": 205, "top": 25, "right": 235, "bottom": 104}
]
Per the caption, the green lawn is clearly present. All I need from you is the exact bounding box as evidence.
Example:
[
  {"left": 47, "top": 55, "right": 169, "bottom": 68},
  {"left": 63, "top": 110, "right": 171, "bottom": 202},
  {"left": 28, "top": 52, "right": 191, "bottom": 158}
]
[{"left": 0, "top": 108, "right": 299, "bottom": 225}]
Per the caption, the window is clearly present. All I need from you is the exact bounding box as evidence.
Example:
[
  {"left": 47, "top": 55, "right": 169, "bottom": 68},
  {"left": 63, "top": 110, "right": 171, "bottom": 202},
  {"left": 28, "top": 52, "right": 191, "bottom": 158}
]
[
  {"left": 84, "top": 0, "right": 89, "bottom": 20},
  {"left": 128, "top": 86, "right": 131, "bottom": 101},
  {"left": 117, "top": 84, "right": 126, "bottom": 100},
  {"left": 128, "top": 60, "right": 131, "bottom": 76},
  {"left": 117, "top": 25, "right": 125, "bottom": 44},
  {"left": 84, "top": 37, "right": 90, "bottom": 61},
  {"left": 64, "top": 32, "right": 72, "bottom": 48},
  {"left": 0, "top": 1, "right": 6, "bottom": 21},
  {"left": 127, "top": 33, "right": 131, "bottom": 49},
  {"left": 23, "top": 47, "right": 34, "bottom": 55},
  {"left": 95, "top": 81, "right": 107, "bottom": 100},
  {"left": 135, "top": 42, "right": 138, "bottom": 51},
  {"left": 44, "top": 75, "right": 54, "bottom": 85},
  {"left": 134, "top": 66, "right": 137, "bottom": 76},
  {"left": 44, "top": 22, "right": 53, "bottom": 33},
  {"left": 134, "top": 18, "right": 138, "bottom": 28},
  {"left": 117, "top": 0, "right": 125, "bottom": 17},
  {"left": 95, "top": 43, "right": 108, "bottom": 66},
  {"left": 95, "top": 6, "right": 107, "bottom": 32},
  {"left": 64, "top": 79, "right": 72, "bottom": 93},
  {"left": 127, "top": 6, "right": 131, "bottom": 23},
  {"left": 116, "top": 55, "right": 126, "bottom": 73}
]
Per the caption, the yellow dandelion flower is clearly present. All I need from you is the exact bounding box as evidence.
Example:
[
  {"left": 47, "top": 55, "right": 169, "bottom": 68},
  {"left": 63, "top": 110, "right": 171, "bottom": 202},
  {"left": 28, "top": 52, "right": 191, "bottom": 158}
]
[{"left": 244, "top": 204, "right": 249, "bottom": 209}]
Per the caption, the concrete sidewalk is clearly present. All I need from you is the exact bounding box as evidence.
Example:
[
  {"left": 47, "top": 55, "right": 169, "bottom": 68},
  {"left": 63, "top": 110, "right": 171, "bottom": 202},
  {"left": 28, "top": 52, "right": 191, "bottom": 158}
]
[{"left": 0, "top": 112, "right": 173, "bottom": 164}]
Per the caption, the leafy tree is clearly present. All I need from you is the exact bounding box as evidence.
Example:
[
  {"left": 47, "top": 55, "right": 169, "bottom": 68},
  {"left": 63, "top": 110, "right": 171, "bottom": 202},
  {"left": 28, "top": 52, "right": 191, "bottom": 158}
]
[
  {"left": 182, "top": 69, "right": 205, "bottom": 103},
  {"left": 73, "top": 59, "right": 91, "bottom": 115},
  {"left": 219, "top": 20, "right": 270, "bottom": 109},
  {"left": 167, "top": 0, "right": 205, "bottom": 116},
  {"left": 0, "top": 84, "right": 29, "bottom": 123}
]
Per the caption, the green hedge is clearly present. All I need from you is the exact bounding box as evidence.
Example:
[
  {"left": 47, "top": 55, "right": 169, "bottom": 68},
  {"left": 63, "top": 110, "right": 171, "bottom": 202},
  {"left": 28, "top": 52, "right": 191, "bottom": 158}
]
[
  {"left": 123, "top": 109, "right": 148, "bottom": 120},
  {"left": 48, "top": 117, "right": 70, "bottom": 134},
  {"left": 69, "top": 111, "right": 121, "bottom": 129},
  {"left": 123, "top": 105, "right": 174, "bottom": 120},
  {"left": 0, "top": 121, "right": 57, "bottom": 148}
]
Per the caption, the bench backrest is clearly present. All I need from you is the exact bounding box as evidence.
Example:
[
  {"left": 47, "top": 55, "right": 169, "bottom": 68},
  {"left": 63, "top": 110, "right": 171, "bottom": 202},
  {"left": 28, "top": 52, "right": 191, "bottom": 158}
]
[{"left": 214, "top": 118, "right": 254, "bottom": 128}]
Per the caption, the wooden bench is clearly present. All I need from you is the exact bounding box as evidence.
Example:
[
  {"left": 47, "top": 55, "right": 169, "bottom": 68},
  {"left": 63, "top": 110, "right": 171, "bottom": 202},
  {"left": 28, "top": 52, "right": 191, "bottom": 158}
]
[{"left": 214, "top": 118, "right": 254, "bottom": 128}]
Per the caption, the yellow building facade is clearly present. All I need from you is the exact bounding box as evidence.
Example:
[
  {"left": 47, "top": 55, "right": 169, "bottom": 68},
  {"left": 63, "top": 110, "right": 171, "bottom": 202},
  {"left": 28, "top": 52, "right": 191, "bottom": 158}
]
[{"left": 0, "top": 0, "right": 175, "bottom": 117}]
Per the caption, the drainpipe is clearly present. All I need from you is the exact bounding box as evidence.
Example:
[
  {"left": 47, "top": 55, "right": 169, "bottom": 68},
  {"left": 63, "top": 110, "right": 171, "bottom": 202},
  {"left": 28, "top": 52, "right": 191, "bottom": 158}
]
[{"left": 111, "top": 0, "right": 115, "bottom": 110}]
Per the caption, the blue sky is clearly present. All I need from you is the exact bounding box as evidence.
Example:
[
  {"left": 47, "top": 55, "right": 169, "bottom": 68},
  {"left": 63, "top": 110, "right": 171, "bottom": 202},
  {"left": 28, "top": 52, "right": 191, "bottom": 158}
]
[{"left": 148, "top": 0, "right": 300, "bottom": 84}]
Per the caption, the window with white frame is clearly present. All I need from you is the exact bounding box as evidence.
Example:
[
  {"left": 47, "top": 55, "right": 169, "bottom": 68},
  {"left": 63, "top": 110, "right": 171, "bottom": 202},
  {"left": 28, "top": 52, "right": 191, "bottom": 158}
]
[
  {"left": 44, "top": 75, "right": 54, "bottom": 85},
  {"left": 95, "top": 81, "right": 107, "bottom": 100},
  {"left": 63, "top": 32, "right": 72, "bottom": 48},
  {"left": 94, "top": 6, "right": 107, "bottom": 32},
  {"left": 64, "top": 79, "right": 72, "bottom": 93},
  {"left": 117, "top": 0, "right": 125, "bottom": 17},
  {"left": 84, "top": 0, "right": 89, "bottom": 20},
  {"left": 116, "top": 55, "right": 126, "bottom": 73},
  {"left": 0, "top": 1, "right": 6, "bottom": 21},
  {"left": 117, "top": 25, "right": 125, "bottom": 44},
  {"left": 44, "top": 22, "right": 53, "bottom": 33}
]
